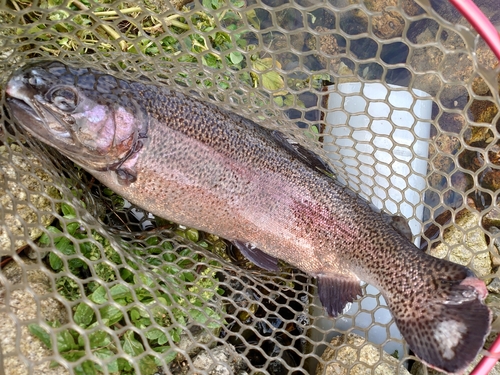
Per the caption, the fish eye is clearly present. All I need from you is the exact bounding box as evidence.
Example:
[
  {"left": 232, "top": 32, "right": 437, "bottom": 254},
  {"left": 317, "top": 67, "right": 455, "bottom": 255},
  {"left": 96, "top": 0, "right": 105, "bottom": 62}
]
[{"left": 47, "top": 86, "right": 79, "bottom": 112}]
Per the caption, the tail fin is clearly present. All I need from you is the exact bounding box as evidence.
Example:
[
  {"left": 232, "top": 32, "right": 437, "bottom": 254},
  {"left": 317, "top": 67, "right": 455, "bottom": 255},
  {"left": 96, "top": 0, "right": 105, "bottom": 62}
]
[{"left": 392, "top": 276, "right": 491, "bottom": 374}]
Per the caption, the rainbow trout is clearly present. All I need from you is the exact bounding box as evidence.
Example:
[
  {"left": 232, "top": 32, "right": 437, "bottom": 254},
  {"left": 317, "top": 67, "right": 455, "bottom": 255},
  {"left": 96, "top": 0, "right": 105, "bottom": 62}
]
[{"left": 6, "top": 61, "right": 491, "bottom": 374}]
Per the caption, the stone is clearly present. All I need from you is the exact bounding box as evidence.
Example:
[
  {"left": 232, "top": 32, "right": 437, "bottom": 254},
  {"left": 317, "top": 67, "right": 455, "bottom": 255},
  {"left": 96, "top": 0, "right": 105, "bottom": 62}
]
[
  {"left": 0, "top": 258, "right": 69, "bottom": 375},
  {"left": 316, "top": 333, "right": 411, "bottom": 375},
  {"left": 176, "top": 325, "right": 218, "bottom": 359},
  {"left": 191, "top": 344, "right": 248, "bottom": 375},
  {"left": 428, "top": 209, "right": 492, "bottom": 279},
  {"left": 0, "top": 144, "right": 61, "bottom": 256},
  {"left": 487, "top": 278, "right": 500, "bottom": 294}
]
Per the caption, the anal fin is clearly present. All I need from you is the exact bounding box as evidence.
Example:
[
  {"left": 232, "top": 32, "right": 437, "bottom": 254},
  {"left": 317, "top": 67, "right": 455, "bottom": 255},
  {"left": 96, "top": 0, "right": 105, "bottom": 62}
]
[
  {"left": 232, "top": 240, "right": 279, "bottom": 272},
  {"left": 317, "top": 275, "right": 362, "bottom": 316}
]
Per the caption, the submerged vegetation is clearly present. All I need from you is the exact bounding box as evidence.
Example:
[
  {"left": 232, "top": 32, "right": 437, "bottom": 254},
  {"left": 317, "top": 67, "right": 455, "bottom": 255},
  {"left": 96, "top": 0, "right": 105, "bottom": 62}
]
[
  {"left": 30, "top": 199, "right": 225, "bottom": 374},
  {"left": 9, "top": 0, "right": 327, "bottom": 107}
]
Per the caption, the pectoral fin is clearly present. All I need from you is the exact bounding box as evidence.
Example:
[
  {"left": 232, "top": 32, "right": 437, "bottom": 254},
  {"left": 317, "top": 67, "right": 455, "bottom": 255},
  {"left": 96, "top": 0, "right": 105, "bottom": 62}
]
[
  {"left": 116, "top": 167, "right": 137, "bottom": 185},
  {"left": 232, "top": 240, "right": 279, "bottom": 271},
  {"left": 317, "top": 275, "right": 362, "bottom": 316}
]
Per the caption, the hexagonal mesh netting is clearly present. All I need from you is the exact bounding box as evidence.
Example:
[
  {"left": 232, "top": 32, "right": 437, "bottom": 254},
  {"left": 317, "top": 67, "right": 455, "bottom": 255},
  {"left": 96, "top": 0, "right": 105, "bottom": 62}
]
[{"left": 0, "top": 0, "right": 500, "bottom": 374}]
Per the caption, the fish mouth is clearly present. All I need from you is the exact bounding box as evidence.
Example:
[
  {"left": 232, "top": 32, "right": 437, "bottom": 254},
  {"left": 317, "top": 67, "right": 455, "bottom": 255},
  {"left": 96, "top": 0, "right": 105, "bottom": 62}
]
[
  {"left": 6, "top": 71, "right": 42, "bottom": 121},
  {"left": 7, "top": 97, "right": 41, "bottom": 121},
  {"left": 6, "top": 71, "right": 72, "bottom": 141}
]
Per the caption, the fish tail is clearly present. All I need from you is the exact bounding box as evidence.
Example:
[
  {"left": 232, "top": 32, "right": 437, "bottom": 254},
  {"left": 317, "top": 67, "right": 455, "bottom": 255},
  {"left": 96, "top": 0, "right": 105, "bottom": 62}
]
[{"left": 392, "top": 275, "right": 491, "bottom": 374}]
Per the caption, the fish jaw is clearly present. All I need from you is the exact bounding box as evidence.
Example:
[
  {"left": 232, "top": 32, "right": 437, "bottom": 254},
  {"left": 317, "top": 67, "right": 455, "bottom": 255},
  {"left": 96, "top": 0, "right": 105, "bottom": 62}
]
[
  {"left": 5, "top": 62, "right": 147, "bottom": 182},
  {"left": 6, "top": 69, "right": 72, "bottom": 139}
]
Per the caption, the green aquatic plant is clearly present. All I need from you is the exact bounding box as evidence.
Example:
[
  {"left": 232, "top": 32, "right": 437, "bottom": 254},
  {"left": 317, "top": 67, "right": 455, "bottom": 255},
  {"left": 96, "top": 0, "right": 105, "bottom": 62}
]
[
  {"left": 8, "top": 0, "right": 328, "bottom": 105},
  {"left": 30, "top": 200, "right": 225, "bottom": 374}
]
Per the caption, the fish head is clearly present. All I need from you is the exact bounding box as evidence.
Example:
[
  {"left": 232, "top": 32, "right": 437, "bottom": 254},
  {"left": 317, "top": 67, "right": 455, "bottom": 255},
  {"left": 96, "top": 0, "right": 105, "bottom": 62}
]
[{"left": 5, "top": 61, "right": 147, "bottom": 179}]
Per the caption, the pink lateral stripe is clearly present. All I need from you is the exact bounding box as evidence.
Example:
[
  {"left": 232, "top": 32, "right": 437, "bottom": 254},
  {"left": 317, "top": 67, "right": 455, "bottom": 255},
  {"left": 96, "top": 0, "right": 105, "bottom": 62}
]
[{"left": 448, "top": 0, "right": 500, "bottom": 60}]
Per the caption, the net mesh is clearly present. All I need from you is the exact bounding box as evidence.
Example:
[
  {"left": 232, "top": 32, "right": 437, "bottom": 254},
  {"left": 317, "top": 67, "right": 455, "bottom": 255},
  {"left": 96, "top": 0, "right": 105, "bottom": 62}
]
[{"left": 0, "top": 0, "right": 499, "bottom": 374}]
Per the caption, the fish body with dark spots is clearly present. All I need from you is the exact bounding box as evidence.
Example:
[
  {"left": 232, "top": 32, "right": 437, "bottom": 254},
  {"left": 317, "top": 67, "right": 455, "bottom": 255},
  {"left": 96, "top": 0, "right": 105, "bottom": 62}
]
[{"left": 5, "top": 61, "right": 491, "bottom": 374}]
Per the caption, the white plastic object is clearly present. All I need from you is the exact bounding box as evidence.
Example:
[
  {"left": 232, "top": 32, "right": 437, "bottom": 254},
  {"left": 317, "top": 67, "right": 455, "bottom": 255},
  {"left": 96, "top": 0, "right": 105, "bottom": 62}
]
[
  {"left": 312, "top": 82, "right": 432, "bottom": 359},
  {"left": 324, "top": 82, "right": 432, "bottom": 242}
]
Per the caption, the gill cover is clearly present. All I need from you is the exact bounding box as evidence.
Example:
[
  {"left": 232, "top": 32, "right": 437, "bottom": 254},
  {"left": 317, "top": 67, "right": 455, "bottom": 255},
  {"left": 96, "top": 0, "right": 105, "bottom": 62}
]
[{"left": 6, "top": 61, "right": 149, "bottom": 185}]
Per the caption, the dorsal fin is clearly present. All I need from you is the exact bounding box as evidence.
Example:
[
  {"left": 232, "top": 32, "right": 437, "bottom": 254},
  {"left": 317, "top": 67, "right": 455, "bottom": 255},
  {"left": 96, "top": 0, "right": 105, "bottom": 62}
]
[{"left": 270, "top": 130, "right": 332, "bottom": 174}]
